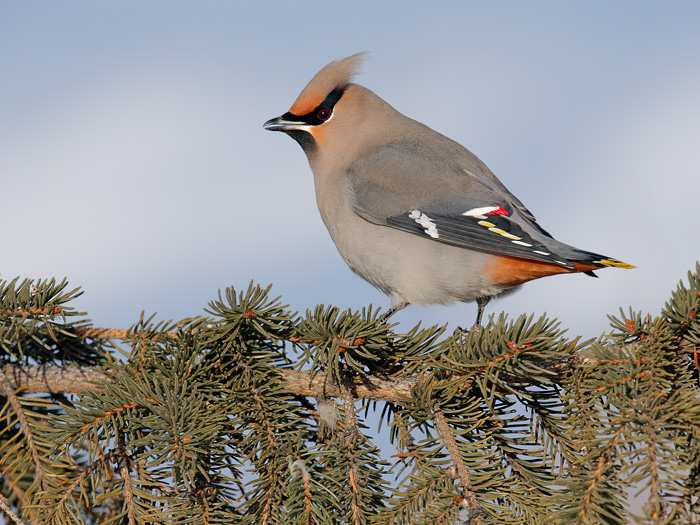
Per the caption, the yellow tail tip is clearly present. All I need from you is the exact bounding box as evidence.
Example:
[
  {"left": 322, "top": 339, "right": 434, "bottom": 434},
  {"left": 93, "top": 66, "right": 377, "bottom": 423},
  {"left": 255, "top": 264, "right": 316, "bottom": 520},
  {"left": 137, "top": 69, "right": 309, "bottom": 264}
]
[{"left": 592, "top": 258, "right": 636, "bottom": 269}]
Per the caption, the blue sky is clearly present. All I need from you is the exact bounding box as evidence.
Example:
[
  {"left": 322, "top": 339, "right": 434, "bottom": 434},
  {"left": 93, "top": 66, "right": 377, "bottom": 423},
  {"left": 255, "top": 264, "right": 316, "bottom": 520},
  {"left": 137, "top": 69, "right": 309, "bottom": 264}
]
[{"left": 2, "top": 2, "right": 700, "bottom": 339}]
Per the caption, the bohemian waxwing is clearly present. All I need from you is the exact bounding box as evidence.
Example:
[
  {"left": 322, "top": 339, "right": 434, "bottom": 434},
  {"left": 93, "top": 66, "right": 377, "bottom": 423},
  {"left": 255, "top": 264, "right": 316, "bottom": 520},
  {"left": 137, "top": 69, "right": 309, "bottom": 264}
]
[{"left": 264, "top": 53, "right": 634, "bottom": 328}]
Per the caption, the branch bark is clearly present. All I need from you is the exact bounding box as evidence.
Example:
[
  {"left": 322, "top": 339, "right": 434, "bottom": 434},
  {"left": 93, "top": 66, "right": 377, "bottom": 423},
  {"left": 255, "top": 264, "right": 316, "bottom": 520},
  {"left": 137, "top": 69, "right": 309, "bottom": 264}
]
[
  {"left": 1, "top": 363, "right": 108, "bottom": 395},
  {"left": 3, "top": 325, "right": 657, "bottom": 402},
  {"left": 0, "top": 354, "right": 603, "bottom": 402},
  {"left": 0, "top": 363, "right": 417, "bottom": 402}
]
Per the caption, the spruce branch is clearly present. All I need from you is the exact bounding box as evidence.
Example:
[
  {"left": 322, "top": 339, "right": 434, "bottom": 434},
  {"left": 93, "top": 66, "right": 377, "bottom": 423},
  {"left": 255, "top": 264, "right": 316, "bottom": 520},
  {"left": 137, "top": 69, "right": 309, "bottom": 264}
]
[
  {"left": 0, "top": 492, "right": 27, "bottom": 525},
  {"left": 117, "top": 437, "right": 136, "bottom": 525},
  {"left": 0, "top": 368, "right": 48, "bottom": 496},
  {"left": 2, "top": 265, "right": 699, "bottom": 523},
  {"left": 431, "top": 400, "right": 485, "bottom": 523},
  {"left": 0, "top": 353, "right": 660, "bottom": 402},
  {"left": 341, "top": 374, "right": 363, "bottom": 525},
  {"left": 45, "top": 449, "right": 117, "bottom": 522},
  {"left": 1, "top": 361, "right": 107, "bottom": 394}
]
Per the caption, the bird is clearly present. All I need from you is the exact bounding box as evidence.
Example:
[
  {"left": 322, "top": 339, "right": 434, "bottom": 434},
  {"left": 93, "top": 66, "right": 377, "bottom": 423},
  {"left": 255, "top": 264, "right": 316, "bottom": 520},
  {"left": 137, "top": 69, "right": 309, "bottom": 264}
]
[{"left": 263, "top": 53, "right": 634, "bottom": 329}]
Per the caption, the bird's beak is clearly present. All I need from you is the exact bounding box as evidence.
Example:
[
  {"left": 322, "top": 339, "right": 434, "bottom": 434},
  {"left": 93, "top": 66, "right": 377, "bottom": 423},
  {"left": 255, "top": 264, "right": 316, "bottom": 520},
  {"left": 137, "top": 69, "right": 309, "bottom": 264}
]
[{"left": 263, "top": 114, "right": 307, "bottom": 132}]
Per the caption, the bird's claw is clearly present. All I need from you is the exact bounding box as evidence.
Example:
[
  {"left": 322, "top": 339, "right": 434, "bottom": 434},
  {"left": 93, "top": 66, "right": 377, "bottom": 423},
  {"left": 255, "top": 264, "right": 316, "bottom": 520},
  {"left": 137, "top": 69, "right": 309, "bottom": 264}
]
[{"left": 453, "top": 323, "right": 482, "bottom": 337}]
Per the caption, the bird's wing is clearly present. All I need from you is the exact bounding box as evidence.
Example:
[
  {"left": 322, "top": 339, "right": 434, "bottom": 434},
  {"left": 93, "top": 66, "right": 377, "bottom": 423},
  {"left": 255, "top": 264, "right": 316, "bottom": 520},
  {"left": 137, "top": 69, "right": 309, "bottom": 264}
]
[{"left": 347, "top": 142, "right": 574, "bottom": 268}]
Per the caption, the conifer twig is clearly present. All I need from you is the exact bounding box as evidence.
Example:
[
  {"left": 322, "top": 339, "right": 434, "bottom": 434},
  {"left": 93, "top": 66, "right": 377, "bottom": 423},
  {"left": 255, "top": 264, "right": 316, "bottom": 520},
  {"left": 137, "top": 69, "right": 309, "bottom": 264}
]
[
  {"left": 0, "top": 369, "right": 48, "bottom": 495},
  {"left": 341, "top": 372, "right": 363, "bottom": 525},
  {"left": 0, "top": 493, "right": 27, "bottom": 525},
  {"left": 118, "top": 447, "right": 136, "bottom": 525},
  {"left": 48, "top": 449, "right": 116, "bottom": 521},
  {"left": 578, "top": 427, "right": 624, "bottom": 522},
  {"left": 431, "top": 400, "right": 486, "bottom": 522}
]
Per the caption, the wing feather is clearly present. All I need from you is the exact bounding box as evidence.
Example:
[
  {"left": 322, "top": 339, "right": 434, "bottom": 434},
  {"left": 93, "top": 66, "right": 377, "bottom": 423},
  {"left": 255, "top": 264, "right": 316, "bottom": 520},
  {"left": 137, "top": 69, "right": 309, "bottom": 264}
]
[{"left": 347, "top": 141, "right": 573, "bottom": 266}]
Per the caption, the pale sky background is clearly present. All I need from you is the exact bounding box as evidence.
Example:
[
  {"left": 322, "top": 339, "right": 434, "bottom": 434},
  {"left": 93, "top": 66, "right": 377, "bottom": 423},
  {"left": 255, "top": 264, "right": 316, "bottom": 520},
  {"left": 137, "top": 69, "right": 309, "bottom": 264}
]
[{"left": 3, "top": 2, "right": 700, "bottom": 340}]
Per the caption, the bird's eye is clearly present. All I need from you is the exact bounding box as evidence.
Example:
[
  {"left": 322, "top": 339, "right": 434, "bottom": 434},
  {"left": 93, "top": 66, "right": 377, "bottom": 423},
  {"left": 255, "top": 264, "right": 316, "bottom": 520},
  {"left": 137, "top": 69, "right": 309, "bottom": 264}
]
[{"left": 317, "top": 108, "right": 331, "bottom": 121}]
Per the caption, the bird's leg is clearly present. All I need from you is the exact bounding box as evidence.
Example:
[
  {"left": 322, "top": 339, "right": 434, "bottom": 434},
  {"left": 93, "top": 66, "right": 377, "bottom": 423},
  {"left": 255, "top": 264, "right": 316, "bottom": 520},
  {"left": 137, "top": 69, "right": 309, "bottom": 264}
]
[
  {"left": 454, "top": 296, "right": 491, "bottom": 335},
  {"left": 473, "top": 296, "right": 490, "bottom": 329},
  {"left": 379, "top": 299, "right": 409, "bottom": 324},
  {"left": 377, "top": 301, "right": 408, "bottom": 346}
]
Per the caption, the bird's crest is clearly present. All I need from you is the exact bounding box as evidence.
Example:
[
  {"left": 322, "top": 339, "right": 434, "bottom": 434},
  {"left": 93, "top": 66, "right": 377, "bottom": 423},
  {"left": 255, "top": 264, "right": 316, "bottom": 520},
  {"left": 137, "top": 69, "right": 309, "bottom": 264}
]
[{"left": 289, "top": 52, "right": 367, "bottom": 116}]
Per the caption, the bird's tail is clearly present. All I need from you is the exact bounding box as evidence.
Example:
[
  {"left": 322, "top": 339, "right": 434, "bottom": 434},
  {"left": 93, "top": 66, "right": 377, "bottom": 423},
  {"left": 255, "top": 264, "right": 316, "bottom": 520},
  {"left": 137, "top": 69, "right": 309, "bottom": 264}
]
[
  {"left": 571, "top": 252, "right": 636, "bottom": 272},
  {"left": 571, "top": 251, "right": 636, "bottom": 269}
]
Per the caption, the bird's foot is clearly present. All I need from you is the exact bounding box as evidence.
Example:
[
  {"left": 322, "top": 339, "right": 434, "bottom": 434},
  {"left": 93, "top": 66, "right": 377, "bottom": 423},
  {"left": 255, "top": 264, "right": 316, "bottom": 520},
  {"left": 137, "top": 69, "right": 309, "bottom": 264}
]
[
  {"left": 378, "top": 309, "right": 397, "bottom": 325},
  {"left": 453, "top": 323, "right": 482, "bottom": 337},
  {"left": 378, "top": 300, "right": 409, "bottom": 325},
  {"left": 453, "top": 296, "right": 490, "bottom": 335}
]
